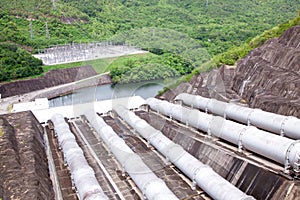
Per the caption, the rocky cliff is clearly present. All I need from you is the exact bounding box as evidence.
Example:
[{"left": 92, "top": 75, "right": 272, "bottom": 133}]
[
  {"left": 161, "top": 25, "right": 300, "bottom": 118},
  {"left": 232, "top": 25, "right": 300, "bottom": 117}
]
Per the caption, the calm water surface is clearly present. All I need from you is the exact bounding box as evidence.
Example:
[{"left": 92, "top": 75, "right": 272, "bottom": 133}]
[{"left": 49, "top": 81, "right": 164, "bottom": 107}]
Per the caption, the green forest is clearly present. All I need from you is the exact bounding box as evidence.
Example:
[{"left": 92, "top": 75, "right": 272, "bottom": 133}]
[
  {"left": 0, "top": 0, "right": 299, "bottom": 82},
  {"left": 0, "top": 43, "right": 42, "bottom": 82},
  {"left": 107, "top": 52, "right": 194, "bottom": 83}
]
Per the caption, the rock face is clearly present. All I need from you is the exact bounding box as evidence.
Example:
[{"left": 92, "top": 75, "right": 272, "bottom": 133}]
[
  {"left": 0, "top": 111, "right": 54, "bottom": 200},
  {"left": 161, "top": 65, "right": 238, "bottom": 102},
  {"left": 161, "top": 25, "right": 300, "bottom": 118},
  {"left": 0, "top": 66, "right": 97, "bottom": 98},
  {"left": 232, "top": 25, "right": 300, "bottom": 117}
]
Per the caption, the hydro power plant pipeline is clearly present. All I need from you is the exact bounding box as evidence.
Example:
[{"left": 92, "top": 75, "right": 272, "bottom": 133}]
[
  {"left": 175, "top": 93, "right": 300, "bottom": 140},
  {"left": 146, "top": 98, "right": 300, "bottom": 175},
  {"left": 51, "top": 114, "right": 109, "bottom": 200},
  {"left": 113, "top": 105, "right": 255, "bottom": 200},
  {"left": 84, "top": 112, "right": 179, "bottom": 200}
]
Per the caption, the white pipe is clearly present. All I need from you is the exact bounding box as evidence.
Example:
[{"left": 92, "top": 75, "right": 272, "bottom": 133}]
[
  {"left": 71, "top": 120, "right": 127, "bottom": 200},
  {"left": 175, "top": 93, "right": 300, "bottom": 139},
  {"left": 113, "top": 105, "right": 255, "bottom": 200},
  {"left": 146, "top": 98, "right": 300, "bottom": 174},
  {"left": 85, "top": 112, "right": 179, "bottom": 200},
  {"left": 51, "top": 114, "right": 109, "bottom": 200}
]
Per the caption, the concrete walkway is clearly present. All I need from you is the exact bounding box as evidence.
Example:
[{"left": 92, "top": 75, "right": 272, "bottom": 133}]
[{"left": 0, "top": 73, "right": 110, "bottom": 114}]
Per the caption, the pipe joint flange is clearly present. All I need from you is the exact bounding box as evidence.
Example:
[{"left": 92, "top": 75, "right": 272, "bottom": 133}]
[
  {"left": 224, "top": 104, "right": 231, "bottom": 119},
  {"left": 238, "top": 127, "right": 248, "bottom": 153},
  {"left": 191, "top": 165, "right": 210, "bottom": 190},
  {"left": 142, "top": 179, "right": 163, "bottom": 196},
  {"left": 165, "top": 156, "right": 171, "bottom": 165},
  {"left": 146, "top": 140, "right": 151, "bottom": 147},
  {"left": 147, "top": 131, "right": 161, "bottom": 144},
  {"left": 247, "top": 109, "right": 257, "bottom": 126},
  {"left": 186, "top": 120, "right": 189, "bottom": 127},
  {"left": 165, "top": 144, "right": 185, "bottom": 163},
  {"left": 192, "top": 165, "right": 209, "bottom": 181},
  {"left": 207, "top": 120, "right": 212, "bottom": 137},
  {"left": 191, "top": 166, "right": 201, "bottom": 190},
  {"left": 192, "top": 166, "right": 202, "bottom": 179},
  {"left": 121, "top": 164, "right": 126, "bottom": 177},
  {"left": 284, "top": 140, "right": 300, "bottom": 174},
  {"left": 293, "top": 153, "right": 300, "bottom": 176},
  {"left": 54, "top": 130, "right": 58, "bottom": 137},
  {"left": 205, "top": 99, "right": 211, "bottom": 114},
  {"left": 280, "top": 116, "right": 294, "bottom": 137},
  {"left": 191, "top": 179, "right": 197, "bottom": 190}
]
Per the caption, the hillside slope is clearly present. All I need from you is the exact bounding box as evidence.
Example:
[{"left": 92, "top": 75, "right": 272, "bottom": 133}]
[
  {"left": 232, "top": 25, "right": 300, "bottom": 117},
  {"left": 160, "top": 25, "right": 300, "bottom": 118},
  {"left": 0, "top": 0, "right": 299, "bottom": 83},
  {"left": 0, "top": 0, "right": 299, "bottom": 54}
]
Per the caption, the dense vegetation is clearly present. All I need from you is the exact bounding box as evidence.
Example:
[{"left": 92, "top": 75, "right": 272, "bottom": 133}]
[
  {"left": 108, "top": 53, "right": 193, "bottom": 83},
  {"left": 211, "top": 12, "right": 300, "bottom": 66},
  {"left": 157, "top": 12, "right": 300, "bottom": 94},
  {"left": 0, "top": 43, "right": 42, "bottom": 82},
  {"left": 1, "top": 0, "right": 298, "bottom": 54},
  {"left": 0, "top": 0, "right": 299, "bottom": 83}
]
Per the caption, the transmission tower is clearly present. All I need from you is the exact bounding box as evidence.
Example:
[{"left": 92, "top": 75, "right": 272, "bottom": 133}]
[
  {"left": 206, "top": 0, "right": 209, "bottom": 8},
  {"left": 29, "top": 21, "right": 34, "bottom": 39},
  {"left": 52, "top": 0, "right": 56, "bottom": 10},
  {"left": 46, "top": 22, "right": 50, "bottom": 39}
]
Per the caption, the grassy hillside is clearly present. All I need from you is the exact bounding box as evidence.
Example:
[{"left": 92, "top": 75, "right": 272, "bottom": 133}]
[
  {"left": 210, "top": 12, "right": 300, "bottom": 68},
  {"left": 158, "top": 12, "right": 300, "bottom": 94},
  {"left": 1, "top": 0, "right": 299, "bottom": 54},
  {"left": 0, "top": 0, "right": 299, "bottom": 82}
]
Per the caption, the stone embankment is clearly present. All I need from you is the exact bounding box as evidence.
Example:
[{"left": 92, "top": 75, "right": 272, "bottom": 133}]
[
  {"left": 0, "top": 111, "right": 54, "bottom": 199},
  {"left": 0, "top": 66, "right": 98, "bottom": 98}
]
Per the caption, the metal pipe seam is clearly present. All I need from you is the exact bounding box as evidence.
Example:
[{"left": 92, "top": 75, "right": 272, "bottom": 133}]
[
  {"left": 51, "top": 114, "right": 109, "bottom": 200},
  {"left": 164, "top": 143, "right": 186, "bottom": 163},
  {"left": 86, "top": 113, "right": 179, "bottom": 200},
  {"left": 141, "top": 179, "right": 178, "bottom": 200},
  {"left": 175, "top": 93, "right": 300, "bottom": 139},
  {"left": 147, "top": 98, "right": 300, "bottom": 173},
  {"left": 113, "top": 105, "right": 255, "bottom": 200}
]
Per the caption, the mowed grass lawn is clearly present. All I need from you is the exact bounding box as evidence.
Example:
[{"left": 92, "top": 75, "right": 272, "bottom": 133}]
[{"left": 42, "top": 53, "right": 151, "bottom": 74}]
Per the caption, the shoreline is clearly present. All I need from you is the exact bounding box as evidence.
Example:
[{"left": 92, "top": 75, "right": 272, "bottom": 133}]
[
  {"left": 34, "top": 73, "right": 112, "bottom": 100},
  {"left": 0, "top": 73, "right": 112, "bottom": 114}
]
